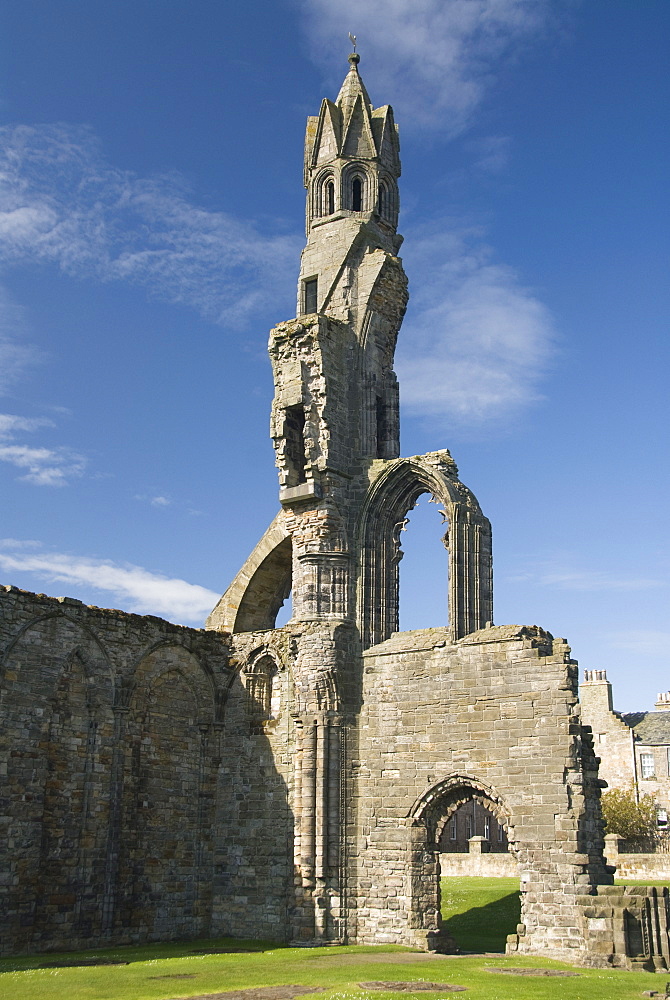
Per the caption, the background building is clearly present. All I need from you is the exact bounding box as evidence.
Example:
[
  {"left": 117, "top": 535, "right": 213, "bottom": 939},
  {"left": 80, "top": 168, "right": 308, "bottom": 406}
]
[{"left": 581, "top": 670, "right": 670, "bottom": 826}]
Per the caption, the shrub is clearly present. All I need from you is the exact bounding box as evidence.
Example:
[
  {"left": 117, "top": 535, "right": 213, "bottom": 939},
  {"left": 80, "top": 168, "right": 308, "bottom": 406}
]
[{"left": 601, "top": 786, "right": 658, "bottom": 840}]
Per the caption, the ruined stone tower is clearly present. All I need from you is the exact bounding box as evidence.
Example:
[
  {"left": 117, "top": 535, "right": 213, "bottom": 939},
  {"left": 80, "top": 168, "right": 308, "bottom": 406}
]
[
  {"left": 205, "top": 55, "right": 616, "bottom": 960},
  {"left": 208, "top": 52, "right": 493, "bottom": 649},
  {"left": 3, "top": 54, "right": 664, "bottom": 970}
]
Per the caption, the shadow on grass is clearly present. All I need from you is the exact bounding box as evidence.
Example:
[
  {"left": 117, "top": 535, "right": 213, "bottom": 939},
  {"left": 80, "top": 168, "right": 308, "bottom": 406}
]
[
  {"left": 0, "top": 937, "right": 284, "bottom": 973},
  {"left": 443, "top": 891, "right": 521, "bottom": 953}
]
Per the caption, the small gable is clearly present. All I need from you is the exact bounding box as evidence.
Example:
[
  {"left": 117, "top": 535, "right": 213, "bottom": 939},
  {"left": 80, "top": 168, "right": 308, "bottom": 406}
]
[
  {"left": 372, "top": 106, "right": 401, "bottom": 173},
  {"left": 312, "top": 99, "right": 341, "bottom": 166},
  {"left": 342, "top": 94, "right": 376, "bottom": 159}
]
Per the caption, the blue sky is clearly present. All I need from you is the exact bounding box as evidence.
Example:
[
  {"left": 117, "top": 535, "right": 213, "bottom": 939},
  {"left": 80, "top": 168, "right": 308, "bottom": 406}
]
[{"left": 0, "top": 0, "right": 668, "bottom": 711}]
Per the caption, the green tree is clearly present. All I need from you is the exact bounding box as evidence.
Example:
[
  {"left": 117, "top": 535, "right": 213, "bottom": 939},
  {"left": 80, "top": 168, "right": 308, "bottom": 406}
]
[{"left": 601, "top": 786, "right": 659, "bottom": 840}]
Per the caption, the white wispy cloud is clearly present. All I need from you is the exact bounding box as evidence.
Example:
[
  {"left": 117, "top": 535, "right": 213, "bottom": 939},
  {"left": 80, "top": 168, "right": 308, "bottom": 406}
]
[
  {"left": 0, "top": 413, "right": 53, "bottom": 435},
  {"left": 0, "top": 285, "right": 40, "bottom": 393},
  {"left": 507, "top": 559, "right": 664, "bottom": 592},
  {"left": 300, "top": 0, "right": 553, "bottom": 135},
  {"left": 0, "top": 411, "right": 85, "bottom": 485},
  {"left": 396, "top": 227, "right": 555, "bottom": 424},
  {"left": 606, "top": 631, "right": 670, "bottom": 658},
  {"left": 0, "top": 124, "right": 301, "bottom": 326},
  {"left": 0, "top": 542, "right": 219, "bottom": 625}
]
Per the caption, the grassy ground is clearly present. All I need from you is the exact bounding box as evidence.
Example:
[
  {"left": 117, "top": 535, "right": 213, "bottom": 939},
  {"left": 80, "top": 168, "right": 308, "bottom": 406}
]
[
  {"left": 1, "top": 878, "right": 668, "bottom": 1000},
  {"left": 439, "top": 876, "right": 520, "bottom": 953}
]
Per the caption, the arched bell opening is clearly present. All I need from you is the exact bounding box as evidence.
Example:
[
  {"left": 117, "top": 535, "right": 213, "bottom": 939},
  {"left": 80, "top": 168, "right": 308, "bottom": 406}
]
[
  {"left": 408, "top": 775, "right": 520, "bottom": 953},
  {"left": 342, "top": 164, "right": 370, "bottom": 213}
]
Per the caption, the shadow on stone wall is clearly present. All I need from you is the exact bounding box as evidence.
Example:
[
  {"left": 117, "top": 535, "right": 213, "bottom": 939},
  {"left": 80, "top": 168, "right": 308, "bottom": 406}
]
[{"left": 0, "top": 593, "right": 294, "bottom": 957}]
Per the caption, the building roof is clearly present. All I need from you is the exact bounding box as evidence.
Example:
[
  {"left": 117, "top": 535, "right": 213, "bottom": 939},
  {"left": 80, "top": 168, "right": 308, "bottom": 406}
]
[{"left": 621, "top": 710, "right": 670, "bottom": 744}]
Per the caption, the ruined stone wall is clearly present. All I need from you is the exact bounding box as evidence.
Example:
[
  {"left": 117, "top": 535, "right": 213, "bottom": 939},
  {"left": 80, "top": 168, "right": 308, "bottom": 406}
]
[
  {"left": 0, "top": 586, "right": 295, "bottom": 956},
  {"left": 348, "top": 625, "right": 610, "bottom": 961}
]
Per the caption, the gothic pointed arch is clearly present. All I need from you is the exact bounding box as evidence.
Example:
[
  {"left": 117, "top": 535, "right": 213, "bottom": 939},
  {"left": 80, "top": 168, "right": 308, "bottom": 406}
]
[
  {"left": 119, "top": 642, "right": 217, "bottom": 939},
  {"left": 243, "top": 646, "right": 287, "bottom": 724},
  {"left": 342, "top": 162, "right": 372, "bottom": 213},
  {"left": 206, "top": 513, "right": 292, "bottom": 633},
  {"left": 409, "top": 773, "right": 514, "bottom": 845},
  {"left": 357, "top": 453, "right": 492, "bottom": 648}
]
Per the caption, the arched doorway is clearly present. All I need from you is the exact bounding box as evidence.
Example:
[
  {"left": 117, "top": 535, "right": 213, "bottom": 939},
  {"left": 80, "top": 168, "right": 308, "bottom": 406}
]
[{"left": 408, "top": 775, "right": 519, "bottom": 952}]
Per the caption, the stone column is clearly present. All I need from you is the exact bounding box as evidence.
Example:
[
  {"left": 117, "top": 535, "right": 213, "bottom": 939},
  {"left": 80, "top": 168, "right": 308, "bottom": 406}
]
[{"left": 102, "top": 705, "right": 128, "bottom": 934}]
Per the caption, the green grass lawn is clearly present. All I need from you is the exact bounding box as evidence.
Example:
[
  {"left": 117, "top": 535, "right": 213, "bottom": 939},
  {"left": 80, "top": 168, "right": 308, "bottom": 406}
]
[
  {"left": 1, "top": 878, "right": 668, "bottom": 1000},
  {"left": 440, "top": 876, "right": 521, "bottom": 953}
]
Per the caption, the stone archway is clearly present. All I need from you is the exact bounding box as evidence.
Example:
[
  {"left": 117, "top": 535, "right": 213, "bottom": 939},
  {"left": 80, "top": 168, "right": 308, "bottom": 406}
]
[
  {"left": 206, "top": 514, "right": 292, "bottom": 633},
  {"left": 357, "top": 453, "right": 492, "bottom": 648},
  {"left": 407, "top": 774, "right": 518, "bottom": 952}
]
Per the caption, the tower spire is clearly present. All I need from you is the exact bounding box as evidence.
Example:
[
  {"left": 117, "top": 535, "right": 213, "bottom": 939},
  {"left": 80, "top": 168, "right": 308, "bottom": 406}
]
[{"left": 336, "top": 50, "right": 372, "bottom": 117}]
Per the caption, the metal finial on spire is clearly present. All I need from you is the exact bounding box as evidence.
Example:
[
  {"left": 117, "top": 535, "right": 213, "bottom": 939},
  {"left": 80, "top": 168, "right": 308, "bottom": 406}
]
[{"left": 348, "top": 32, "right": 357, "bottom": 53}]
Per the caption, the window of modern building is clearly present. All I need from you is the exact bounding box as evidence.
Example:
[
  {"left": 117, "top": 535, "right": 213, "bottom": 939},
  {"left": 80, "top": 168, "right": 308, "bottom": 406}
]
[{"left": 640, "top": 752, "right": 656, "bottom": 779}]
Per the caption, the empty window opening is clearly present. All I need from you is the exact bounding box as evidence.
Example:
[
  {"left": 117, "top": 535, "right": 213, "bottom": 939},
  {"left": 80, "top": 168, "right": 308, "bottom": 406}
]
[
  {"left": 275, "top": 590, "right": 293, "bottom": 628},
  {"left": 352, "top": 177, "right": 362, "bottom": 211},
  {"left": 398, "top": 494, "right": 449, "bottom": 631},
  {"left": 326, "top": 180, "right": 335, "bottom": 215},
  {"left": 284, "top": 405, "right": 307, "bottom": 485},
  {"left": 304, "top": 278, "right": 318, "bottom": 314}
]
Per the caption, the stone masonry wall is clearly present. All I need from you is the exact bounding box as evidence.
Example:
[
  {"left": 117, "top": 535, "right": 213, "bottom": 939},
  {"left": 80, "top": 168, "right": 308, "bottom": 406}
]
[
  {"left": 0, "top": 586, "right": 295, "bottom": 956},
  {"left": 348, "top": 624, "right": 610, "bottom": 962}
]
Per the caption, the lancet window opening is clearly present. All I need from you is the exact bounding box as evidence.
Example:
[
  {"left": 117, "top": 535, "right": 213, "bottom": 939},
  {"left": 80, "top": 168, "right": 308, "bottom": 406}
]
[
  {"left": 376, "top": 176, "right": 398, "bottom": 225},
  {"left": 358, "top": 470, "right": 451, "bottom": 648},
  {"left": 397, "top": 493, "right": 450, "bottom": 633},
  {"left": 313, "top": 172, "right": 336, "bottom": 219},
  {"left": 343, "top": 166, "right": 369, "bottom": 213},
  {"left": 244, "top": 653, "right": 280, "bottom": 721},
  {"left": 378, "top": 179, "right": 390, "bottom": 220},
  {"left": 283, "top": 404, "right": 307, "bottom": 485}
]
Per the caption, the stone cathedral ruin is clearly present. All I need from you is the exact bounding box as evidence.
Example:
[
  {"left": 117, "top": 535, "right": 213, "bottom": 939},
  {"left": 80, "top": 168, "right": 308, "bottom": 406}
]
[{"left": 2, "top": 54, "right": 669, "bottom": 970}]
